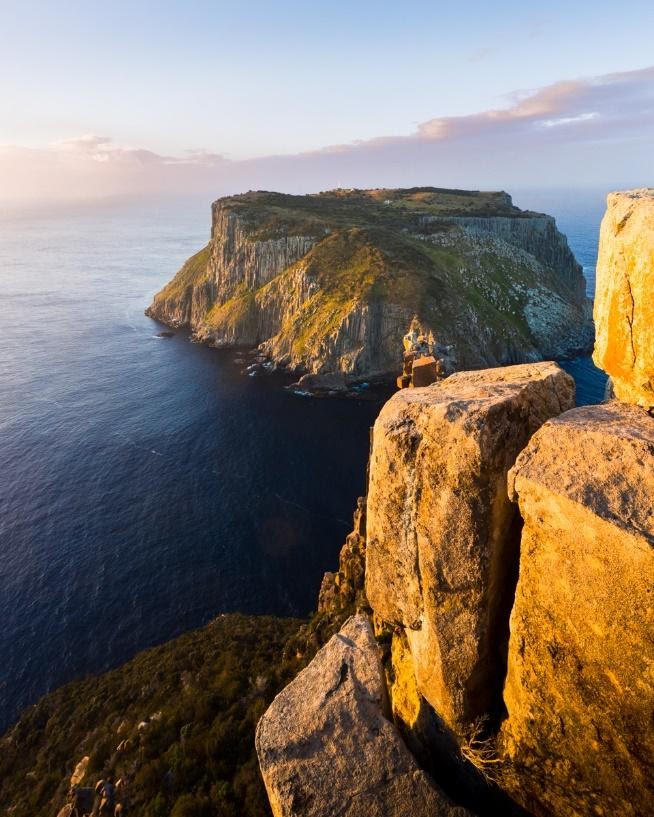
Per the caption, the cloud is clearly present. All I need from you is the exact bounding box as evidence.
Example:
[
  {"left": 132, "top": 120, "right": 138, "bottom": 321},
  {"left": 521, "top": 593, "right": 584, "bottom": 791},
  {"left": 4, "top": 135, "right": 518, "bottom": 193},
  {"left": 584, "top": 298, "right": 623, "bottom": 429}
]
[
  {"left": 1, "top": 64, "right": 652, "bottom": 202},
  {"left": 53, "top": 134, "right": 114, "bottom": 153},
  {"left": 413, "top": 66, "right": 654, "bottom": 143},
  {"left": 467, "top": 47, "right": 495, "bottom": 64},
  {"left": 181, "top": 149, "right": 227, "bottom": 167},
  {"left": 50, "top": 133, "right": 216, "bottom": 166},
  {"left": 540, "top": 112, "right": 599, "bottom": 128}
]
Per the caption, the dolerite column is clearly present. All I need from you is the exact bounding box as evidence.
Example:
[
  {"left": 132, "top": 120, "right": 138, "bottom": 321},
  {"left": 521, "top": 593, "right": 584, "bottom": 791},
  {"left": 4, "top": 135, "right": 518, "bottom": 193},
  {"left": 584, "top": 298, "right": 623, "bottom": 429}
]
[{"left": 501, "top": 188, "right": 654, "bottom": 817}]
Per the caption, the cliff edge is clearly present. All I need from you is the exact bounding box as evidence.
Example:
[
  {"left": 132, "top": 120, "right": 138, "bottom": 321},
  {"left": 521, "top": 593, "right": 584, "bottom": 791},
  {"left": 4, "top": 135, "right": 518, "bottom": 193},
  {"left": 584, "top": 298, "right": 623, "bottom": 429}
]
[
  {"left": 146, "top": 187, "right": 592, "bottom": 383},
  {"left": 256, "top": 188, "right": 654, "bottom": 817}
]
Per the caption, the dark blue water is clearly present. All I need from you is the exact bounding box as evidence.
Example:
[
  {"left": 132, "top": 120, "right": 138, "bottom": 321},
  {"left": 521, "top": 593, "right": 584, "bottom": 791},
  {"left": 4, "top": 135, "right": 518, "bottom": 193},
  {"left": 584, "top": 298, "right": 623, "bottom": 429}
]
[
  {"left": 513, "top": 189, "right": 608, "bottom": 405},
  {"left": 0, "top": 199, "right": 385, "bottom": 731},
  {"left": 0, "top": 193, "right": 606, "bottom": 732}
]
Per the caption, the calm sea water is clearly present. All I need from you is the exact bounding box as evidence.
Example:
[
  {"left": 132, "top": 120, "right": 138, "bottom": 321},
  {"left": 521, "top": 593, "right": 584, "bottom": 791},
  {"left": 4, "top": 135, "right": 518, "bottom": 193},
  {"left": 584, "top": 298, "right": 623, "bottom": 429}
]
[
  {"left": 0, "top": 192, "right": 606, "bottom": 731},
  {"left": 514, "top": 188, "right": 608, "bottom": 405}
]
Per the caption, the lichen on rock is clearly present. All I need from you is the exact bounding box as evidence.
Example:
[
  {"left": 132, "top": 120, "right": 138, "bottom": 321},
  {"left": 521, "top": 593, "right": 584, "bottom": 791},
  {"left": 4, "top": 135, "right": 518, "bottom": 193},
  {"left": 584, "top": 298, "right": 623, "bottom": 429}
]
[{"left": 365, "top": 362, "right": 575, "bottom": 735}]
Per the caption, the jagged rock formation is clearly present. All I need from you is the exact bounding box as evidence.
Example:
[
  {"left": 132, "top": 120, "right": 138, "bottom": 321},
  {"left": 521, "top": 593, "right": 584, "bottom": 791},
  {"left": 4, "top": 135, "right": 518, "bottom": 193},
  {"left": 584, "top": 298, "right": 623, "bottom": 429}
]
[
  {"left": 282, "top": 498, "right": 370, "bottom": 664},
  {"left": 365, "top": 362, "right": 575, "bottom": 734},
  {"left": 147, "top": 188, "right": 592, "bottom": 384},
  {"left": 593, "top": 188, "right": 654, "bottom": 408},
  {"left": 256, "top": 615, "right": 473, "bottom": 817},
  {"left": 442, "top": 215, "right": 587, "bottom": 297},
  {"left": 317, "top": 496, "right": 367, "bottom": 618}
]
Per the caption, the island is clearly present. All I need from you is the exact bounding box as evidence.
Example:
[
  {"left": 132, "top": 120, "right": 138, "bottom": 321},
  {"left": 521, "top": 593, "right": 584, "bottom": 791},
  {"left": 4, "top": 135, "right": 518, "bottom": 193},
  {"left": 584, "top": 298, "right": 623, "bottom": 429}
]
[{"left": 146, "top": 187, "right": 592, "bottom": 389}]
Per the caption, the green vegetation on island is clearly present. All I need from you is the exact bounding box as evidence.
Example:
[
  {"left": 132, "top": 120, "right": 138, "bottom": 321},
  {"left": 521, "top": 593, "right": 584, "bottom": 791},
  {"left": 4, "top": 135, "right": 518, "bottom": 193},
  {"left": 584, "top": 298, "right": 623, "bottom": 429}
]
[{"left": 147, "top": 187, "right": 592, "bottom": 382}]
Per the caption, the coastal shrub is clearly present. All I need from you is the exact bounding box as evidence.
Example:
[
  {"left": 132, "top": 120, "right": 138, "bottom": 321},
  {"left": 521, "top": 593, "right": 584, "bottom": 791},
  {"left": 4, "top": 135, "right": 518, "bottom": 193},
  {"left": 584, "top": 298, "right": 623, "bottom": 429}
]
[
  {"left": 170, "top": 792, "right": 213, "bottom": 817},
  {"left": 0, "top": 614, "right": 302, "bottom": 817}
]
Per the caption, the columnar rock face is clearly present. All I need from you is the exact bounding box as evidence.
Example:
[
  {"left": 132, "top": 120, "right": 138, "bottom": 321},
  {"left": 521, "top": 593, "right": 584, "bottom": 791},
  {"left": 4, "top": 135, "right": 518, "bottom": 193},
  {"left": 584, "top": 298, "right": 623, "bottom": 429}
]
[
  {"left": 444, "top": 215, "right": 587, "bottom": 297},
  {"left": 365, "top": 362, "right": 575, "bottom": 734},
  {"left": 147, "top": 188, "right": 592, "bottom": 383},
  {"left": 593, "top": 188, "right": 654, "bottom": 408},
  {"left": 209, "top": 205, "right": 317, "bottom": 302},
  {"left": 501, "top": 402, "right": 654, "bottom": 817},
  {"left": 255, "top": 615, "right": 472, "bottom": 817}
]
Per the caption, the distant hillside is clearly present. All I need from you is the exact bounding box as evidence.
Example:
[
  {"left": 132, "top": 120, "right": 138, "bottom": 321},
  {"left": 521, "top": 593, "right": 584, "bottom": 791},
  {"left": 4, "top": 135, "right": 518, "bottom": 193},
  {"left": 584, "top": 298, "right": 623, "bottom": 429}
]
[{"left": 146, "top": 187, "right": 593, "bottom": 387}]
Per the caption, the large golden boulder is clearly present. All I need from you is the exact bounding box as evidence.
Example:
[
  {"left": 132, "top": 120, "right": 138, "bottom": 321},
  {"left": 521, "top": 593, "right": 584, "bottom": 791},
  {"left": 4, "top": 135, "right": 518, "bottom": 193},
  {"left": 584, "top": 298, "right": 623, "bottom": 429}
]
[
  {"left": 501, "top": 401, "right": 654, "bottom": 817},
  {"left": 593, "top": 189, "right": 654, "bottom": 408},
  {"left": 255, "top": 615, "right": 471, "bottom": 817},
  {"left": 365, "top": 362, "right": 575, "bottom": 734}
]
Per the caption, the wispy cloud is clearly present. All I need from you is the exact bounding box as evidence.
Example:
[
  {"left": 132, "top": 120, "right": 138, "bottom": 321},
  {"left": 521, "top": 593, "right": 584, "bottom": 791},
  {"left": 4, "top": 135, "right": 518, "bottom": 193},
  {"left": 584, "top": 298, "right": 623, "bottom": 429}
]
[
  {"left": 467, "top": 47, "right": 495, "bottom": 64},
  {"left": 49, "top": 134, "right": 226, "bottom": 166},
  {"left": 540, "top": 112, "right": 599, "bottom": 128},
  {"left": 413, "top": 66, "right": 654, "bottom": 142},
  {"left": 1, "top": 64, "right": 652, "bottom": 202}
]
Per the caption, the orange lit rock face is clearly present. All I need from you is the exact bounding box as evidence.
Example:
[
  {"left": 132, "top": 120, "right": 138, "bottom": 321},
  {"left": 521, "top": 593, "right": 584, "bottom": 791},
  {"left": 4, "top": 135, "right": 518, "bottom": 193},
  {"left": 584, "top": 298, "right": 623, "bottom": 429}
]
[
  {"left": 365, "top": 362, "right": 575, "bottom": 735},
  {"left": 411, "top": 356, "right": 439, "bottom": 387},
  {"left": 502, "top": 402, "right": 654, "bottom": 817},
  {"left": 593, "top": 189, "right": 654, "bottom": 408}
]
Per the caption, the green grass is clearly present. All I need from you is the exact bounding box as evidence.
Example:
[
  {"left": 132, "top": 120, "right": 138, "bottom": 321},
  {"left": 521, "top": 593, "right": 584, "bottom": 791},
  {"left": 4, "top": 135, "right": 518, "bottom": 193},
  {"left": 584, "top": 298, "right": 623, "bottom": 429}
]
[
  {"left": 262, "top": 229, "right": 385, "bottom": 357},
  {"left": 215, "top": 187, "right": 530, "bottom": 243},
  {"left": 205, "top": 285, "right": 257, "bottom": 335},
  {"left": 154, "top": 244, "right": 211, "bottom": 302}
]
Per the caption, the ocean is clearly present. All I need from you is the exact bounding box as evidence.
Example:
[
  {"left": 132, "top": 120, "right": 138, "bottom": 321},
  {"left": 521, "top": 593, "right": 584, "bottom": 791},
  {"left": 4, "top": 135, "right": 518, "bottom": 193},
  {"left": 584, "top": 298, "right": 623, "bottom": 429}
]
[
  {"left": 513, "top": 188, "right": 608, "bottom": 404},
  {"left": 0, "top": 192, "right": 606, "bottom": 732}
]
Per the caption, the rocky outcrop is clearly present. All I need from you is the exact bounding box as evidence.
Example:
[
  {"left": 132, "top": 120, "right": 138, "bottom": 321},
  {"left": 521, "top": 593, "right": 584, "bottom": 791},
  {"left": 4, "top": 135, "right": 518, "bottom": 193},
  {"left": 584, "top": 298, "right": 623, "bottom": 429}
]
[
  {"left": 147, "top": 188, "right": 592, "bottom": 383},
  {"left": 209, "top": 205, "right": 317, "bottom": 302},
  {"left": 441, "top": 215, "right": 585, "bottom": 297},
  {"left": 593, "top": 188, "right": 654, "bottom": 408},
  {"left": 365, "top": 362, "right": 575, "bottom": 735},
  {"left": 317, "top": 497, "right": 367, "bottom": 618},
  {"left": 500, "top": 401, "right": 654, "bottom": 817},
  {"left": 254, "top": 188, "right": 654, "bottom": 817},
  {"left": 256, "top": 615, "right": 473, "bottom": 817},
  {"left": 495, "top": 191, "right": 654, "bottom": 815}
]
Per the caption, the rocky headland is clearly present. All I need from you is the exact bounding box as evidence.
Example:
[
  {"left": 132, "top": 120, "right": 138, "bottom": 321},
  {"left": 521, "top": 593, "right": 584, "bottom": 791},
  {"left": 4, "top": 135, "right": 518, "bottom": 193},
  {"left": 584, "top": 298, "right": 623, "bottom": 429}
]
[
  {"left": 146, "top": 187, "right": 592, "bottom": 388},
  {"left": 256, "top": 188, "right": 654, "bottom": 817},
  {"left": 3, "top": 189, "right": 651, "bottom": 817}
]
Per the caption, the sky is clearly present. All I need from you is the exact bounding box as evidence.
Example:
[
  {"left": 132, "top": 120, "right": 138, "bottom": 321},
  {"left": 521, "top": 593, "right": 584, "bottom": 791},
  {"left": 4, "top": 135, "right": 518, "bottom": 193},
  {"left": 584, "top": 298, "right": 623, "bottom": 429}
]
[{"left": 1, "top": 0, "right": 653, "bottom": 201}]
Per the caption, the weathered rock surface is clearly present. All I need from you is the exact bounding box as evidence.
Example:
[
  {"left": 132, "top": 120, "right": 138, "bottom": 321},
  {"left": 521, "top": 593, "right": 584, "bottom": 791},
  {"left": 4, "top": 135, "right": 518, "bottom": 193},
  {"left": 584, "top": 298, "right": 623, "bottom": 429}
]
[
  {"left": 593, "top": 188, "right": 654, "bottom": 408},
  {"left": 69, "top": 755, "right": 89, "bottom": 788},
  {"left": 442, "top": 215, "right": 587, "bottom": 298},
  {"left": 501, "top": 401, "right": 654, "bottom": 817},
  {"left": 365, "top": 362, "right": 575, "bottom": 734},
  {"left": 147, "top": 188, "right": 592, "bottom": 382},
  {"left": 256, "top": 615, "right": 472, "bottom": 817},
  {"left": 411, "top": 355, "right": 440, "bottom": 387}
]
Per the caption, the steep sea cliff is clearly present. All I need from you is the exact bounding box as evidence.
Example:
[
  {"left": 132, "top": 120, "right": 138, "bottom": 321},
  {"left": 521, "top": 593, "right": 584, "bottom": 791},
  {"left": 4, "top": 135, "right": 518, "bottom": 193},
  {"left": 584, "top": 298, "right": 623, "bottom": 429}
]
[
  {"left": 147, "top": 188, "right": 593, "bottom": 384},
  {"left": 0, "top": 190, "right": 632, "bottom": 817},
  {"left": 256, "top": 190, "right": 654, "bottom": 817}
]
